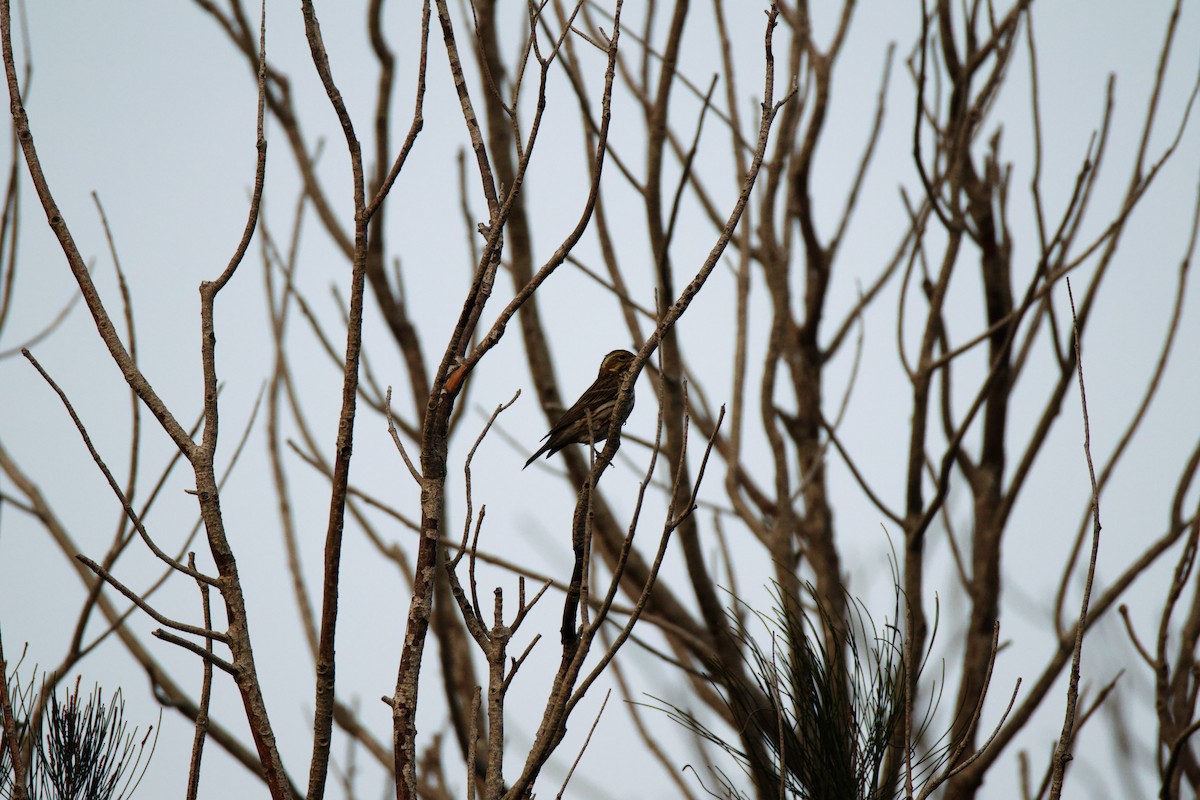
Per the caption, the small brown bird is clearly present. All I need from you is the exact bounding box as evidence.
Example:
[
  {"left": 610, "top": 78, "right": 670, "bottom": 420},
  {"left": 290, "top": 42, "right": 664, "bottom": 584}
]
[{"left": 524, "top": 349, "right": 637, "bottom": 468}]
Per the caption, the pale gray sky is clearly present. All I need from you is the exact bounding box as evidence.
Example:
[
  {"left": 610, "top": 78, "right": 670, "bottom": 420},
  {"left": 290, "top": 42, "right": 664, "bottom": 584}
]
[{"left": 2, "top": 2, "right": 1199, "bottom": 798}]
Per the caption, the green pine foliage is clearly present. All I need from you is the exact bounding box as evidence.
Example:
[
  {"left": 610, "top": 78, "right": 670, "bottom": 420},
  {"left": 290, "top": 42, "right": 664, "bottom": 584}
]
[
  {"left": 655, "top": 581, "right": 950, "bottom": 799},
  {"left": 1, "top": 672, "right": 155, "bottom": 800}
]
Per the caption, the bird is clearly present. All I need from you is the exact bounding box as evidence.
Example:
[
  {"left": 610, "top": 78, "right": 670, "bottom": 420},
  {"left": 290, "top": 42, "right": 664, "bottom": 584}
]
[{"left": 524, "top": 349, "right": 638, "bottom": 468}]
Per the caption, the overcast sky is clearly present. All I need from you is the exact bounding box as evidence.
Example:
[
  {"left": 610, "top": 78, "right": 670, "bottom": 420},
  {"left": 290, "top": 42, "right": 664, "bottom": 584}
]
[{"left": 2, "top": 2, "right": 1199, "bottom": 798}]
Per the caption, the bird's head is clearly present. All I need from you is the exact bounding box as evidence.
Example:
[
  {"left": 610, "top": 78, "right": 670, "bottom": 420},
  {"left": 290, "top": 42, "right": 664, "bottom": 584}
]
[{"left": 599, "top": 349, "right": 637, "bottom": 377}]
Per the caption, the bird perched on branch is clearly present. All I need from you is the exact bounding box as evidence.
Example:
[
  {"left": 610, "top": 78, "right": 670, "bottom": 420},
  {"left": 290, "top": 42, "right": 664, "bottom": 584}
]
[{"left": 524, "top": 349, "right": 637, "bottom": 469}]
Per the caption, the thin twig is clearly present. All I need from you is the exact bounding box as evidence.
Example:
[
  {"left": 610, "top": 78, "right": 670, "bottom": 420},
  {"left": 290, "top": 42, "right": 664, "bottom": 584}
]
[
  {"left": 23, "top": 349, "right": 218, "bottom": 587},
  {"left": 555, "top": 689, "right": 612, "bottom": 799},
  {"left": 186, "top": 552, "right": 215, "bottom": 800},
  {"left": 1047, "top": 278, "right": 1102, "bottom": 799}
]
